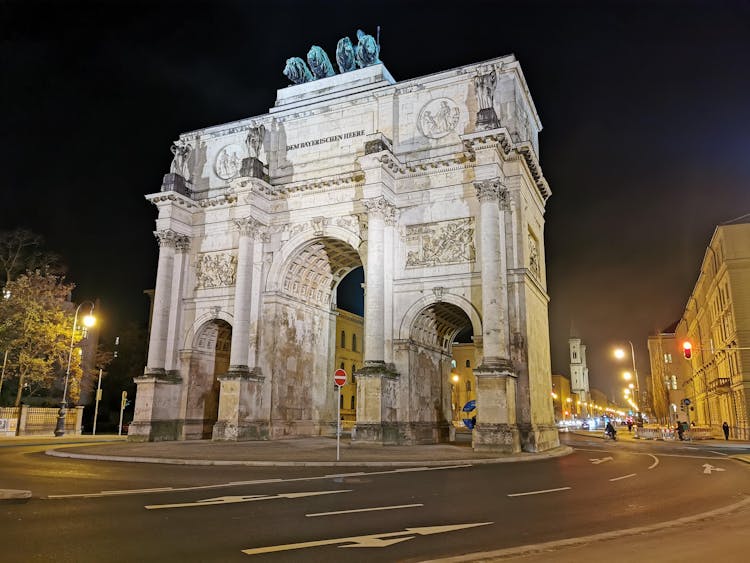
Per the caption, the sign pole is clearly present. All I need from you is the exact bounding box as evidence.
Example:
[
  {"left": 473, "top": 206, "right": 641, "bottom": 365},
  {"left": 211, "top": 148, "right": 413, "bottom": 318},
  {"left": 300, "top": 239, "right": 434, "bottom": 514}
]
[
  {"left": 336, "top": 385, "right": 341, "bottom": 461},
  {"left": 333, "top": 368, "right": 347, "bottom": 462},
  {"left": 92, "top": 368, "right": 103, "bottom": 435}
]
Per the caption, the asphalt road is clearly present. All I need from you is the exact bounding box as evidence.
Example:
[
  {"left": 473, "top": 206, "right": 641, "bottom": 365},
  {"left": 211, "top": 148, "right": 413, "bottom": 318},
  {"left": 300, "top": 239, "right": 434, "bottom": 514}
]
[{"left": 1, "top": 434, "right": 748, "bottom": 562}]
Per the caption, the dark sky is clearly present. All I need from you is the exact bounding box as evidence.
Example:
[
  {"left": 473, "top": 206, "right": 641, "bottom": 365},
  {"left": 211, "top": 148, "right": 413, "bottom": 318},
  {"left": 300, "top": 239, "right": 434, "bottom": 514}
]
[{"left": 2, "top": 0, "right": 749, "bottom": 400}]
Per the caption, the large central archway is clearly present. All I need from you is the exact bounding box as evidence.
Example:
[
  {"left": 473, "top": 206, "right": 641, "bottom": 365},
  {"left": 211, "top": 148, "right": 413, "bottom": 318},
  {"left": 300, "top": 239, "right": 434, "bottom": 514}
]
[{"left": 261, "top": 235, "right": 363, "bottom": 438}]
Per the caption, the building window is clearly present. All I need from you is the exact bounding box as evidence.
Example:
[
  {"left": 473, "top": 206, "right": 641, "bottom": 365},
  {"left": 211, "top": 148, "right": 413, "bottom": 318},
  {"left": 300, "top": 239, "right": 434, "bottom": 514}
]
[
  {"left": 451, "top": 359, "right": 457, "bottom": 368},
  {"left": 340, "top": 394, "right": 344, "bottom": 408},
  {"left": 340, "top": 362, "right": 345, "bottom": 370},
  {"left": 664, "top": 353, "right": 672, "bottom": 364},
  {"left": 573, "top": 352, "right": 577, "bottom": 360},
  {"left": 466, "top": 380, "right": 472, "bottom": 392},
  {"left": 352, "top": 333, "right": 357, "bottom": 352},
  {"left": 341, "top": 330, "right": 346, "bottom": 349},
  {"left": 671, "top": 375, "right": 677, "bottom": 390},
  {"left": 465, "top": 360, "right": 471, "bottom": 368},
  {"left": 350, "top": 396, "right": 355, "bottom": 409}
]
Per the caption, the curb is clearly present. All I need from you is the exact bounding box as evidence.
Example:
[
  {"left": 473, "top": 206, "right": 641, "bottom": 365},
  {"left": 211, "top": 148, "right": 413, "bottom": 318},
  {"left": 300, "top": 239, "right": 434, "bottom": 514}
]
[
  {"left": 0, "top": 489, "right": 32, "bottom": 500},
  {"left": 424, "top": 494, "right": 750, "bottom": 562},
  {"left": 44, "top": 445, "right": 573, "bottom": 467}
]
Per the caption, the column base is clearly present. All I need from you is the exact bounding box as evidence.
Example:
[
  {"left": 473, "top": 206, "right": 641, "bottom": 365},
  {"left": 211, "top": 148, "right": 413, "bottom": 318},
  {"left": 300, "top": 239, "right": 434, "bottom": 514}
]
[
  {"left": 127, "top": 419, "right": 182, "bottom": 442},
  {"left": 129, "top": 371, "right": 183, "bottom": 442},
  {"left": 213, "top": 367, "right": 267, "bottom": 441},
  {"left": 352, "top": 422, "right": 401, "bottom": 445},
  {"left": 472, "top": 423, "right": 521, "bottom": 454},
  {"left": 518, "top": 423, "right": 560, "bottom": 452}
]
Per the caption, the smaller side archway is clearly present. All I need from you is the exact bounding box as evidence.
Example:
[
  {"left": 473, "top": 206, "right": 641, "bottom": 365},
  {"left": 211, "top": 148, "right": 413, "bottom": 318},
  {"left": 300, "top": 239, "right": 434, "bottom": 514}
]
[
  {"left": 393, "top": 295, "right": 481, "bottom": 444},
  {"left": 182, "top": 319, "right": 232, "bottom": 439}
]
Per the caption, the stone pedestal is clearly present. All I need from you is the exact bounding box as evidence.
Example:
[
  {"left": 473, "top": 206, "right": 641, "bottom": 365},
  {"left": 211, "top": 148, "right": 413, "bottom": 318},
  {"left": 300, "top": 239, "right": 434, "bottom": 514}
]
[
  {"left": 352, "top": 362, "right": 399, "bottom": 444},
  {"left": 212, "top": 369, "right": 269, "bottom": 441},
  {"left": 129, "top": 372, "right": 183, "bottom": 442},
  {"left": 161, "top": 173, "right": 191, "bottom": 197},
  {"left": 519, "top": 423, "right": 560, "bottom": 452},
  {"left": 240, "top": 157, "right": 268, "bottom": 180},
  {"left": 472, "top": 361, "right": 521, "bottom": 453},
  {"left": 476, "top": 108, "right": 500, "bottom": 130}
]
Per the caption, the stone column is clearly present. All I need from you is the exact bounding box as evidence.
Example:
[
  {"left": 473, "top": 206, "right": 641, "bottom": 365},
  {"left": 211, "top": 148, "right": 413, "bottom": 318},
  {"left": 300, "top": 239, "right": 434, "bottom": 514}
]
[
  {"left": 353, "top": 197, "right": 399, "bottom": 444},
  {"left": 472, "top": 179, "right": 519, "bottom": 453},
  {"left": 131, "top": 229, "right": 184, "bottom": 442},
  {"left": 227, "top": 218, "right": 261, "bottom": 375},
  {"left": 213, "top": 218, "right": 268, "bottom": 441},
  {"left": 146, "top": 229, "right": 179, "bottom": 375}
]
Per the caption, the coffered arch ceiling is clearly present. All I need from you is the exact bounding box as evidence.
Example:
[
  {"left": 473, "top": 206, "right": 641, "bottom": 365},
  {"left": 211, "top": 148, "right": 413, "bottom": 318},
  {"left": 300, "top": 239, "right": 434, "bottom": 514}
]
[
  {"left": 281, "top": 237, "right": 362, "bottom": 308},
  {"left": 410, "top": 302, "right": 472, "bottom": 353}
]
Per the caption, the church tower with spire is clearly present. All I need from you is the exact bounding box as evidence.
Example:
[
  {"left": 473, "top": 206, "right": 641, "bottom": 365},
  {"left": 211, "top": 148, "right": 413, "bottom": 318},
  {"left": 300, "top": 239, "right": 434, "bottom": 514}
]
[{"left": 569, "top": 323, "right": 590, "bottom": 417}]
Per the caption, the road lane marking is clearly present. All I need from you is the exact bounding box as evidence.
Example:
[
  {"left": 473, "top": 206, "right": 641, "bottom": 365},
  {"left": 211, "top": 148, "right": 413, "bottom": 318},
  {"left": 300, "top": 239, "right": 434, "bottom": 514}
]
[
  {"left": 507, "top": 487, "right": 571, "bottom": 497},
  {"left": 306, "top": 503, "right": 423, "bottom": 517},
  {"left": 708, "top": 450, "right": 729, "bottom": 456},
  {"left": 702, "top": 463, "right": 726, "bottom": 474},
  {"left": 609, "top": 473, "right": 636, "bottom": 482},
  {"left": 47, "top": 465, "right": 471, "bottom": 499},
  {"left": 589, "top": 456, "right": 613, "bottom": 464},
  {"left": 240, "top": 522, "right": 493, "bottom": 555},
  {"left": 647, "top": 454, "right": 659, "bottom": 469},
  {"left": 145, "top": 489, "right": 351, "bottom": 510}
]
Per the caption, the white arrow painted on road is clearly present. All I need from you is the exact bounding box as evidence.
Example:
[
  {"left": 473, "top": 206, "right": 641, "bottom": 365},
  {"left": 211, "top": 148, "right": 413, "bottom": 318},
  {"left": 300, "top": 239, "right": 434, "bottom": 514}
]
[
  {"left": 145, "top": 489, "right": 351, "bottom": 510},
  {"left": 703, "top": 463, "right": 726, "bottom": 474},
  {"left": 589, "top": 456, "right": 613, "bottom": 465},
  {"left": 241, "top": 522, "right": 494, "bottom": 555}
]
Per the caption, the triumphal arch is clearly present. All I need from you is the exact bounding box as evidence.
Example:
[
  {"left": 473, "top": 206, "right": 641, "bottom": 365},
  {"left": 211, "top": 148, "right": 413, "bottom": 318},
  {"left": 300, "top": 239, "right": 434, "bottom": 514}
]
[{"left": 131, "top": 34, "right": 558, "bottom": 453}]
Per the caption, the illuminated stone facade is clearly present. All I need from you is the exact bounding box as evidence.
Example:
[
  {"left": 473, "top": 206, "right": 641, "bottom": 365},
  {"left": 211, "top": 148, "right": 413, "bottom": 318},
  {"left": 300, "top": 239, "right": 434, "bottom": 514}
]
[{"left": 131, "top": 54, "right": 558, "bottom": 453}]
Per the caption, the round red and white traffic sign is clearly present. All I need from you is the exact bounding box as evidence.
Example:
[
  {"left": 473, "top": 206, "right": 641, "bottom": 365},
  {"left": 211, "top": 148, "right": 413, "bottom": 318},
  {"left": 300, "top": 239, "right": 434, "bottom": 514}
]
[{"left": 334, "top": 368, "right": 347, "bottom": 387}]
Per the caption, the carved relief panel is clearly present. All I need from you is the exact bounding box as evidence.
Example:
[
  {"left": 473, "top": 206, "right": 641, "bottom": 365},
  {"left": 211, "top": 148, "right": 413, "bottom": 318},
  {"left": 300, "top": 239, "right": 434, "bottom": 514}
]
[
  {"left": 405, "top": 218, "right": 476, "bottom": 268},
  {"left": 195, "top": 252, "right": 237, "bottom": 288}
]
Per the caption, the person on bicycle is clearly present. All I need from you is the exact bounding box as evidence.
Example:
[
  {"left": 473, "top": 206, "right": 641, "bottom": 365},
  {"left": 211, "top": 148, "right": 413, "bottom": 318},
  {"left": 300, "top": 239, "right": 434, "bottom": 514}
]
[{"left": 605, "top": 421, "right": 617, "bottom": 440}]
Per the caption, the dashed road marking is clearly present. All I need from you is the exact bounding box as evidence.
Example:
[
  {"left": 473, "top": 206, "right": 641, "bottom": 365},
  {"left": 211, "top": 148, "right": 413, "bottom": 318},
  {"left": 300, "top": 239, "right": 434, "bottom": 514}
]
[
  {"left": 609, "top": 473, "right": 636, "bottom": 482},
  {"left": 306, "top": 503, "right": 423, "bottom": 517},
  {"left": 507, "top": 487, "right": 571, "bottom": 497}
]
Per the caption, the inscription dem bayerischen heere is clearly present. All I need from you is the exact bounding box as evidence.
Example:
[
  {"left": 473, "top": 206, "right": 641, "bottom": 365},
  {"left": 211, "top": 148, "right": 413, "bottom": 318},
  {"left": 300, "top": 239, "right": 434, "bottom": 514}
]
[{"left": 286, "top": 129, "right": 366, "bottom": 151}]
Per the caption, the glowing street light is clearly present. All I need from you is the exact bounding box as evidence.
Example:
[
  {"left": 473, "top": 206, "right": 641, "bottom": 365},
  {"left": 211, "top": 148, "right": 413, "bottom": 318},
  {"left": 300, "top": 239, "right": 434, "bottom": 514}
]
[
  {"left": 614, "top": 342, "right": 641, "bottom": 420},
  {"left": 54, "top": 302, "right": 96, "bottom": 437}
]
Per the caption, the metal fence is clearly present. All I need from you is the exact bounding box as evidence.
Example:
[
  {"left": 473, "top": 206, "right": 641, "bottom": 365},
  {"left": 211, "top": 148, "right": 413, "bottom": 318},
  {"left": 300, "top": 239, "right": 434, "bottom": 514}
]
[{"left": 0, "top": 405, "right": 83, "bottom": 436}]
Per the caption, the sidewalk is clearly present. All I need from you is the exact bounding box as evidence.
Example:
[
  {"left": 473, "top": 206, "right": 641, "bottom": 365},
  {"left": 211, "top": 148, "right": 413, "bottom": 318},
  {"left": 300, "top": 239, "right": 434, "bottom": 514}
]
[{"left": 42, "top": 436, "right": 572, "bottom": 467}]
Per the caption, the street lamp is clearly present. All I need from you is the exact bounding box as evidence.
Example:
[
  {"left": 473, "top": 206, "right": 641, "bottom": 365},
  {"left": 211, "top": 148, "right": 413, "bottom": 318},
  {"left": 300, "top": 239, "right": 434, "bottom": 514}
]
[
  {"left": 54, "top": 302, "right": 96, "bottom": 437},
  {"left": 614, "top": 342, "right": 641, "bottom": 420}
]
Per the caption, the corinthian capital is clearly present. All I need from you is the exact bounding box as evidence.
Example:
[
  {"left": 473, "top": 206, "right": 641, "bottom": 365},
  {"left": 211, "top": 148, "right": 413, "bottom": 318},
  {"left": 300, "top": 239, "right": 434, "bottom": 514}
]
[
  {"left": 175, "top": 235, "right": 191, "bottom": 253},
  {"left": 154, "top": 229, "right": 179, "bottom": 248},
  {"left": 474, "top": 178, "right": 506, "bottom": 202},
  {"left": 234, "top": 217, "right": 266, "bottom": 240},
  {"left": 364, "top": 196, "right": 396, "bottom": 219}
]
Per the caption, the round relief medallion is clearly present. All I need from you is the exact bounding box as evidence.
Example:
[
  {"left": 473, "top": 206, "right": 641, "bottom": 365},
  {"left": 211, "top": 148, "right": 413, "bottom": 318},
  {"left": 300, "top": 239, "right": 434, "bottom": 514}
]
[
  {"left": 418, "top": 98, "right": 461, "bottom": 139},
  {"left": 214, "top": 144, "right": 243, "bottom": 180}
]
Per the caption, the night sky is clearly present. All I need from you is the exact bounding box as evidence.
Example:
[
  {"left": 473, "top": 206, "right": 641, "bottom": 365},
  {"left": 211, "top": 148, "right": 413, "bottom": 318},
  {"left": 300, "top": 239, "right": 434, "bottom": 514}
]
[{"left": 2, "top": 0, "right": 749, "bottom": 401}]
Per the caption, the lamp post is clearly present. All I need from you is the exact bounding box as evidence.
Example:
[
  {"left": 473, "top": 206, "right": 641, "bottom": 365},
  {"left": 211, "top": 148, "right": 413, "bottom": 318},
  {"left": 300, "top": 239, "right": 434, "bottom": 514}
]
[
  {"left": 54, "top": 302, "right": 96, "bottom": 437},
  {"left": 615, "top": 342, "right": 641, "bottom": 420}
]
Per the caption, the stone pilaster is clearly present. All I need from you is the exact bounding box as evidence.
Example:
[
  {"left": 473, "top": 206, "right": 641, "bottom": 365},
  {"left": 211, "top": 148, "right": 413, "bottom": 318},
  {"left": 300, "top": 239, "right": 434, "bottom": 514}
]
[
  {"left": 352, "top": 365, "right": 400, "bottom": 444},
  {"left": 165, "top": 235, "right": 190, "bottom": 373},
  {"left": 382, "top": 205, "right": 398, "bottom": 365},
  {"left": 227, "top": 217, "right": 264, "bottom": 376}
]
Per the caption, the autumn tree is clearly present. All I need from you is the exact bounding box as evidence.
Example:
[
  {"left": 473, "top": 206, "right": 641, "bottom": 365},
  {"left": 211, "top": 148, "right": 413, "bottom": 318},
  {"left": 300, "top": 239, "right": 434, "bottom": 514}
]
[{"left": 0, "top": 271, "right": 84, "bottom": 406}]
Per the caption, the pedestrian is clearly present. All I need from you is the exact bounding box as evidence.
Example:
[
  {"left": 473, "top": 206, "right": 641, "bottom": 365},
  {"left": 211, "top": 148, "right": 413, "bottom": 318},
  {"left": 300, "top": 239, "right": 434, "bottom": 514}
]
[
  {"left": 627, "top": 420, "right": 633, "bottom": 432},
  {"left": 722, "top": 421, "right": 730, "bottom": 440},
  {"left": 676, "top": 423, "right": 684, "bottom": 441}
]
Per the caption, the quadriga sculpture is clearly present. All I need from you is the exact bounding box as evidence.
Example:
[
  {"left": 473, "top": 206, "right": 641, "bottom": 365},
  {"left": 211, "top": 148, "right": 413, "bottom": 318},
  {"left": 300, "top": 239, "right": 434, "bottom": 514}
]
[
  {"left": 335, "top": 37, "right": 356, "bottom": 73},
  {"left": 307, "top": 46, "right": 336, "bottom": 79},
  {"left": 283, "top": 57, "right": 314, "bottom": 84},
  {"left": 355, "top": 29, "right": 380, "bottom": 68}
]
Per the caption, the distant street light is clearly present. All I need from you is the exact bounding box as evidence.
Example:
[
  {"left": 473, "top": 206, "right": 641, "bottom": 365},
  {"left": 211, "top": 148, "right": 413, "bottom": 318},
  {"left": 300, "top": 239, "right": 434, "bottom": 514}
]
[
  {"left": 614, "top": 342, "right": 641, "bottom": 419},
  {"left": 54, "top": 302, "right": 96, "bottom": 437}
]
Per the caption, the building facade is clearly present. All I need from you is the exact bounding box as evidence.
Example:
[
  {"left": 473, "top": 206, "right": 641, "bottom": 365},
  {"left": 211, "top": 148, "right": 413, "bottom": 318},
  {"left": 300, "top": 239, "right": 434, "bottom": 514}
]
[
  {"left": 450, "top": 343, "right": 479, "bottom": 425},
  {"left": 647, "top": 322, "right": 688, "bottom": 425},
  {"left": 568, "top": 333, "right": 590, "bottom": 417},
  {"left": 334, "top": 308, "right": 363, "bottom": 426},
  {"left": 676, "top": 217, "right": 750, "bottom": 439},
  {"left": 131, "top": 47, "right": 558, "bottom": 453}
]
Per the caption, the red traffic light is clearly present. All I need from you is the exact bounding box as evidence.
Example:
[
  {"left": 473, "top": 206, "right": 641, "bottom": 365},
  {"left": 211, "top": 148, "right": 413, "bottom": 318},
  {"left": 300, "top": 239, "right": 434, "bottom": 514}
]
[{"left": 682, "top": 341, "right": 692, "bottom": 359}]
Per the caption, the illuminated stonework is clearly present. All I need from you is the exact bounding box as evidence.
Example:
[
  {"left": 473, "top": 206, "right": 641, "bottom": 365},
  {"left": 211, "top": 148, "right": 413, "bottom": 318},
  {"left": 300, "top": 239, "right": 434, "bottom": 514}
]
[{"left": 134, "top": 54, "right": 556, "bottom": 454}]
